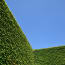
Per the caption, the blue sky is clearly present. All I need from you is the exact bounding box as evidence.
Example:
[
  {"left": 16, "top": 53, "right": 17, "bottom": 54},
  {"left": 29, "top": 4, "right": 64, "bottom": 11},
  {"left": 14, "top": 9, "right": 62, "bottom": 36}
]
[{"left": 5, "top": 0, "right": 65, "bottom": 49}]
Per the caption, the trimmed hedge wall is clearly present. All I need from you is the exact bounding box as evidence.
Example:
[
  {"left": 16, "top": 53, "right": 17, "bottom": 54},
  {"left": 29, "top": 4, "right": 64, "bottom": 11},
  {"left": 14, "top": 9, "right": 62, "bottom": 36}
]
[
  {"left": 33, "top": 46, "right": 65, "bottom": 65},
  {"left": 0, "top": 0, "right": 65, "bottom": 65},
  {"left": 0, "top": 0, "right": 34, "bottom": 65}
]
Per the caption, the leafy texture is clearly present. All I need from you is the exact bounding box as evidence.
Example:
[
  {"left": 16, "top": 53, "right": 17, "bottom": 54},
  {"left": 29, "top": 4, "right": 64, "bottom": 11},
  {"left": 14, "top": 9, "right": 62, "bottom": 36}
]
[
  {"left": 33, "top": 46, "right": 65, "bottom": 65},
  {"left": 0, "top": 0, "right": 65, "bottom": 65},
  {"left": 0, "top": 0, "right": 34, "bottom": 65}
]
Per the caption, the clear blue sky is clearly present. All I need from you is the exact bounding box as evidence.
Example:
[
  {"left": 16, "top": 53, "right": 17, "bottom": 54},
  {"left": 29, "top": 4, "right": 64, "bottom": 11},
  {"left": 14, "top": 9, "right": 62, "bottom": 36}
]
[{"left": 5, "top": 0, "right": 65, "bottom": 49}]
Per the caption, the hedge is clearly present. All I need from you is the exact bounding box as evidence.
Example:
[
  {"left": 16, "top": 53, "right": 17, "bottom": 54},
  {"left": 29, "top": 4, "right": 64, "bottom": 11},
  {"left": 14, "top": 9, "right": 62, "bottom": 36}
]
[
  {"left": 33, "top": 46, "right": 65, "bottom": 65},
  {"left": 0, "top": 0, "right": 34, "bottom": 65}
]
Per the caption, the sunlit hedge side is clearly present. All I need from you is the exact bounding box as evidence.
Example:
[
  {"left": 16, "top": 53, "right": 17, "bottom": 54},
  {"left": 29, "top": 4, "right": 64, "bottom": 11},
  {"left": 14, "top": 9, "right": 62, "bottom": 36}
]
[
  {"left": 0, "top": 0, "right": 34, "bottom": 65},
  {"left": 33, "top": 46, "right": 65, "bottom": 65}
]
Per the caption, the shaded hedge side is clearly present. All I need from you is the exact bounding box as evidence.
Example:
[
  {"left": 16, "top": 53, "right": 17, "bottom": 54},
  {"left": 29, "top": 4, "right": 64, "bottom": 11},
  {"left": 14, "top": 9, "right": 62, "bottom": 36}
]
[
  {"left": 33, "top": 46, "right": 65, "bottom": 65},
  {"left": 0, "top": 0, "right": 34, "bottom": 65}
]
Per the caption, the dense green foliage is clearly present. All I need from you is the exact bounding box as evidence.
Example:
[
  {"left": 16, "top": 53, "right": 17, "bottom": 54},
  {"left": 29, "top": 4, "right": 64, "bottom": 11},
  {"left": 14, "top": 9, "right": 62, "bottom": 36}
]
[
  {"left": 0, "top": 0, "right": 34, "bottom": 65},
  {"left": 33, "top": 46, "right": 65, "bottom": 65},
  {"left": 0, "top": 0, "right": 65, "bottom": 65}
]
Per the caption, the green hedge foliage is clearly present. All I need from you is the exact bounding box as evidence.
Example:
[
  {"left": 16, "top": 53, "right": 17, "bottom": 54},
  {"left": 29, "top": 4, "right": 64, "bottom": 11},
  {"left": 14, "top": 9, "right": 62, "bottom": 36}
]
[
  {"left": 0, "top": 0, "right": 65, "bottom": 65},
  {"left": 0, "top": 0, "right": 34, "bottom": 65},
  {"left": 33, "top": 46, "right": 65, "bottom": 65}
]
